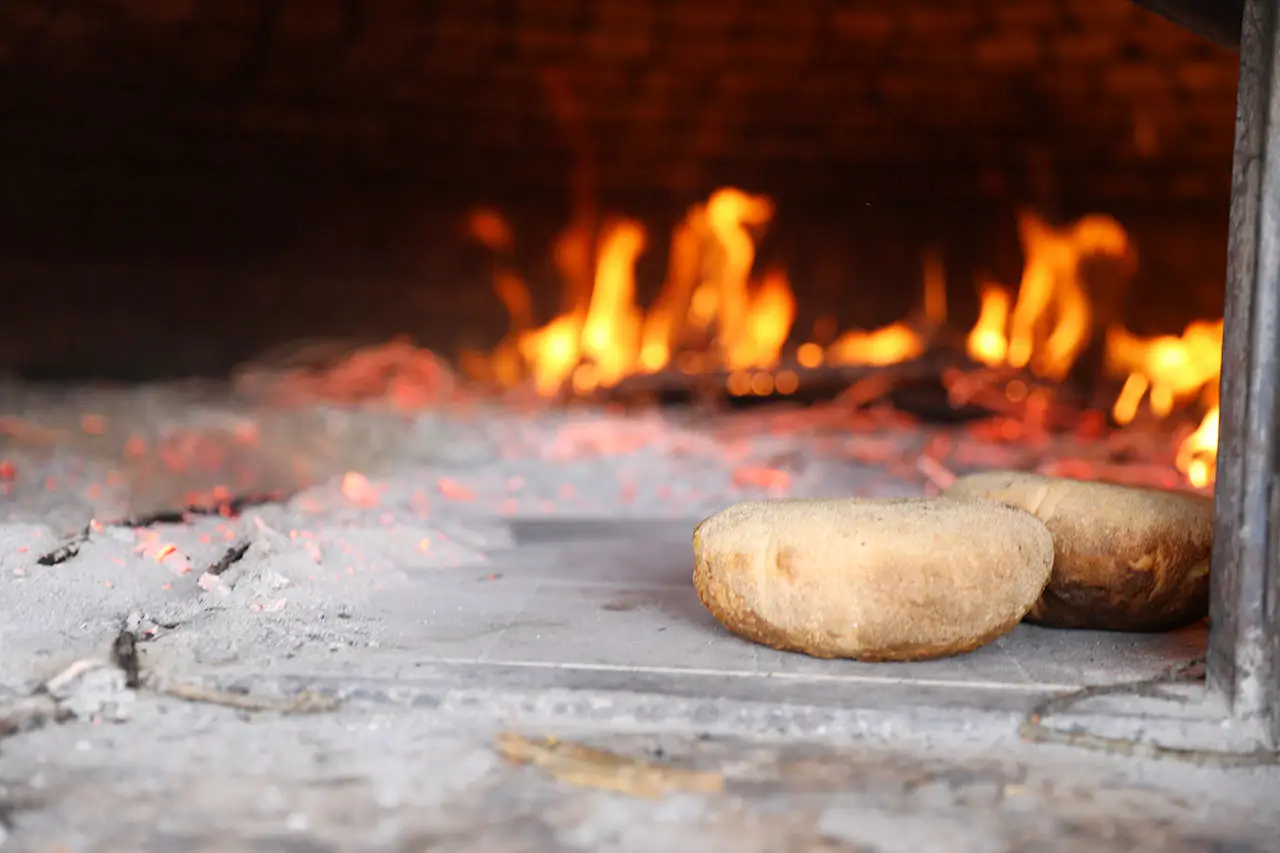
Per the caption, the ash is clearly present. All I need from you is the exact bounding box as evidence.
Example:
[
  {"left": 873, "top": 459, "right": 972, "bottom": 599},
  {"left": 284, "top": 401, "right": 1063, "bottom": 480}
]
[{"left": 0, "top": 378, "right": 1270, "bottom": 853}]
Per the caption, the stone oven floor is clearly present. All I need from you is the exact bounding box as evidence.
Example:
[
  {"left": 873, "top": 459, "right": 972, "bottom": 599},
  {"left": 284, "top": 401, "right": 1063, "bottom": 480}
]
[{"left": 0, "top": 380, "right": 1273, "bottom": 852}]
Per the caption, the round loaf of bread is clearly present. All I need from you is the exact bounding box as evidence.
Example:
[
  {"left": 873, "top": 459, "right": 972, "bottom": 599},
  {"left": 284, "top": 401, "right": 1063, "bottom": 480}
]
[
  {"left": 941, "top": 471, "right": 1213, "bottom": 632},
  {"left": 692, "top": 497, "right": 1055, "bottom": 661}
]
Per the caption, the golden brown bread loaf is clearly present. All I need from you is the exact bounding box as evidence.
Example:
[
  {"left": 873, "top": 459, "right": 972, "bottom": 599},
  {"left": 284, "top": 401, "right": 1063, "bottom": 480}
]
[
  {"left": 692, "top": 497, "right": 1055, "bottom": 661},
  {"left": 941, "top": 470, "right": 1213, "bottom": 632}
]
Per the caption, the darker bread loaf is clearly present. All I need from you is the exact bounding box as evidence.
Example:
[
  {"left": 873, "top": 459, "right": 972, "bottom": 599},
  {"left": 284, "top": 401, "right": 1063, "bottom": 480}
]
[{"left": 942, "top": 471, "right": 1213, "bottom": 632}]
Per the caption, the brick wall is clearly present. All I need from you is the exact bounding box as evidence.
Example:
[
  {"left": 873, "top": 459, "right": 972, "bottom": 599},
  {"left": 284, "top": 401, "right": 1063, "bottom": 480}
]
[
  {"left": 0, "top": 0, "right": 1240, "bottom": 378},
  {"left": 0, "top": 0, "right": 1239, "bottom": 204}
]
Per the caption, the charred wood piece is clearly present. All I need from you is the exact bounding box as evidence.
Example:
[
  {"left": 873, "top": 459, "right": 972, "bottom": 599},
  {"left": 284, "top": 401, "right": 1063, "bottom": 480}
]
[
  {"left": 36, "top": 527, "right": 90, "bottom": 566},
  {"left": 207, "top": 540, "right": 252, "bottom": 577}
]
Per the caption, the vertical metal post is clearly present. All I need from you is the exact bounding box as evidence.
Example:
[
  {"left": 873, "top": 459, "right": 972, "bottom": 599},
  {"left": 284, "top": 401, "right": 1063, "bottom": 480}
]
[{"left": 1209, "top": 0, "right": 1280, "bottom": 746}]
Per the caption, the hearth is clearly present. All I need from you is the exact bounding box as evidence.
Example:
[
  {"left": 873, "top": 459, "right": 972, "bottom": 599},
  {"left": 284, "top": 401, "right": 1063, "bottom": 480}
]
[{"left": 0, "top": 0, "right": 1277, "bottom": 781}]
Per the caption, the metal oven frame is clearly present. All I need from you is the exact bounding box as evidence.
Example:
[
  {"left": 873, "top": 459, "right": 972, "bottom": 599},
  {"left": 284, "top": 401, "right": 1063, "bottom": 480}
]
[
  {"left": 1206, "top": 0, "right": 1280, "bottom": 752},
  {"left": 1095, "top": 0, "right": 1280, "bottom": 756},
  {"left": 1018, "top": 0, "right": 1278, "bottom": 760}
]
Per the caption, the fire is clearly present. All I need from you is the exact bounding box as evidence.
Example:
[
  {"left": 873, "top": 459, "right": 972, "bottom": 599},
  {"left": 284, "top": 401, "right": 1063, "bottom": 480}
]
[
  {"left": 967, "top": 282, "right": 1011, "bottom": 368},
  {"left": 465, "top": 216, "right": 650, "bottom": 396},
  {"left": 827, "top": 322, "right": 925, "bottom": 367},
  {"left": 728, "top": 268, "right": 797, "bottom": 371},
  {"left": 959, "top": 212, "right": 1222, "bottom": 487},
  {"left": 700, "top": 189, "right": 776, "bottom": 363},
  {"left": 466, "top": 192, "right": 1222, "bottom": 488},
  {"left": 1106, "top": 319, "right": 1223, "bottom": 423},
  {"left": 578, "top": 220, "right": 647, "bottom": 390},
  {"left": 467, "top": 188, "right": 801, "bottom": 395},
  {"left": 1100, "top": 319, "right": 1223, "bottom": 488},
  {"left": 1103, "top": 319, "right": 1222, "bottom": 489},
  {"left": 999, "top": 212, "right": 1132, "bottom": 380},
  {"left": 1178, "top": 407, "right": 1219, "bottom": 490}
]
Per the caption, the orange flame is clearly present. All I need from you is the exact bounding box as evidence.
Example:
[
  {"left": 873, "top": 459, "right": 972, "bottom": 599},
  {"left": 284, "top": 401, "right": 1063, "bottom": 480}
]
[
  {"left": 517, "top": 313, "right": 583, "bottom": 397},
  {"left": 827, "top": 322, "right": 925, "bottom": 367},
  {"left": 725, "top": 267, "right": 796, "bottom": 371},
  {"left": 923, "top": 249, "right": 948, "bottom": 328},
  {"left": 1106, "top": 319, "right": 1222, "bottom": 423},
  {"left": 1178, "top": 406, "right": 1219, "bottom": 490},
  {"left": 1106, "top": 318, "right": 1222, "bottom": 487},
  {"left": 465, "top": 197, "right": 1222, "bottom": 489},
  {"left": 637, "top": 202, "right": 707, "bottom": 373},
  {"left": 1006, "top": 212, "right": 1132, "bottom": 380},
  {"left": 577, "top": 219, "right": 647, "bottom": 392},
  {"left": 806, "top": 253, "right": 940, "bottom": 368},
  {"left": 470, "top": 187, "right": 799, "bottom": 396},
  {"left": 966, "top": 282, "right": 1012, "bottom": 368},
  {"left": 701, "top": 189, "right": 776, "bottom": 358},
  {"left": 959, "top": 212, "right": 1219, "bottom": 487},
  {"left": 966, "top": 212, "right": 1132, "bottom": 376},
  {"left": 467, "top": 207, "right": 515, "bottom": 253}
]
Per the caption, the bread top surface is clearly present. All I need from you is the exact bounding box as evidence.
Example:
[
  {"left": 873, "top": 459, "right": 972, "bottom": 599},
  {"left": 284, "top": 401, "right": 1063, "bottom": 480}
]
[
  {"left": 942, "top": 471, "right": 1213, "bottom": 630},
  {"left": 941, "top": 471, "right": 1213, "bottom": 561}
]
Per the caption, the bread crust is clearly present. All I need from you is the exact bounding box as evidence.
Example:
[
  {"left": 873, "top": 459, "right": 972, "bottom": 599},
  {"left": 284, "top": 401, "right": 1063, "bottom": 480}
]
[{"left": 692, "top": 497, "right": 1055, "bottom": 661}]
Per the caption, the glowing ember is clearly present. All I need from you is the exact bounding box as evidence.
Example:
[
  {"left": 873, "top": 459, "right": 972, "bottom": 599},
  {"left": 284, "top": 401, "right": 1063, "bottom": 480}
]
[
  {"left": 437, "top": 477, "right": 477, "bottom": 502},
  {"left": 731, "top": 466, "right": 791, "bottom": 494},
  {"left": 340, "top": 471, "right": 381, "bottom": 508}
]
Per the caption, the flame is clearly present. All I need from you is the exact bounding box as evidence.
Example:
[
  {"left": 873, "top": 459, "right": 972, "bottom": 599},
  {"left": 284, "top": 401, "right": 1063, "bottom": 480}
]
[
  {"left": 725, "top": 267, "right": 796, "bottom": 371},
  {"left": 577, "top": 220, "right": 647, "bottom": 391},
  {"left": 967, "top": 283, "right": 1012, "bottom": 368},
  {"left": 465, "top": 196, "right": 1222, "bottom": 489},
  {"left": 703, "top": 189, "right": 776, "bottom": 358},
  {"left": 1005, "top": 212, "right": 1132, "bottom": 380},
  {"left": 517, "top": 313, "right": 583, "bottom": 397},
  {"left": 957, "top": 212, "right": 1220, "bottom": 487},
  {"left": 1105, "top": 318, "right": 1223, "bottom": 487},
  {"left": 509, "top": 219, "right": 649, "bottom": 397},
  {"left": 1106, "top": 319, "right": 1223, "bottom": 423},
  {"left": 637, "top": 203, "right": 706, "bottom": 373},
  {"left": 805, "top": 253, "right": 941, "bottom": 368},
  {"left": 827, "top": 322, "right": 925, "bottom": 367},
  {"left": 470, "top": 187, "right": 799, "bottom": 396},
  {"left": 965, "top": 212, "right": 1132, "bottom": 376},
  {"left": 1178, "top": 406, "right": 1219, "bottom": 490},
  {"left": 923, "top": 249, "right": 948, "bottom": 328}
]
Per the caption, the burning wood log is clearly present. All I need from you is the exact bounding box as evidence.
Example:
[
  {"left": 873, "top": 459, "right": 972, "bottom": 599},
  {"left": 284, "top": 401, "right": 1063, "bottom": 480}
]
[{"left": 569, "top": 347, "right": 980, "bottom": 409}]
